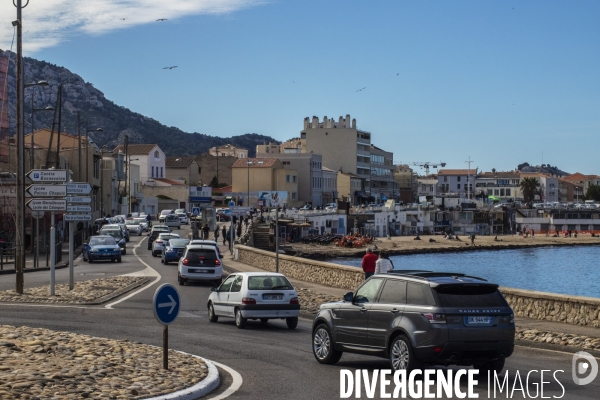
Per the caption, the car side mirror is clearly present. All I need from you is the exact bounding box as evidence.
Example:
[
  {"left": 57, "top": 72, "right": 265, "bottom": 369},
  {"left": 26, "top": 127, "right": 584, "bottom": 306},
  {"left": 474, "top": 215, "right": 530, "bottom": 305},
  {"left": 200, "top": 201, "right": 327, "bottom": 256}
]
[
  {"left": 343, "top": 292, "right": 354, "bottom": 302},
  {"left": 211, "top": 287, "right": 218, "bottom": 292}
]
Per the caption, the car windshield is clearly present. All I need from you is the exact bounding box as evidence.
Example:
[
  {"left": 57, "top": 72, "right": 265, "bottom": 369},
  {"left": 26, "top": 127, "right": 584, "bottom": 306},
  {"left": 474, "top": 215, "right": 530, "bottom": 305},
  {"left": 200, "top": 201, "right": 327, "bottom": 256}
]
[
  {"left": 101, "top": 230, "right": 122, "bottom": 239},
  {"left": 185, "top": 249, "right": 217, "bottom": 265},
  {"left": 168, "top": 239, "right": 190, "bottom": 248},
  {"left": 166, "top": 215, "right": 179, "bottom": 221},
  {"left": 434, "top": 285, "right": 508, "bottom": 308},
  {"left": 89, "top": 237, "right": 117, "bottom": 246},
  {"left": 248, "top": 276, "right": 293, "bottom": 290},
  {"left": 134, "top": 218, "right": 146, "bottom": 224},
  {"left": 125, "top": 220, "right": 138, "bottom": 225},
  {"left": 159, "top": 234, "right": 179, "bottom": 240},
  {"left": 160, "top": 210, "right": 172, "bottom": 215},
  {"left": 177, "top": 213, "right": 186, "bottom": 217}
]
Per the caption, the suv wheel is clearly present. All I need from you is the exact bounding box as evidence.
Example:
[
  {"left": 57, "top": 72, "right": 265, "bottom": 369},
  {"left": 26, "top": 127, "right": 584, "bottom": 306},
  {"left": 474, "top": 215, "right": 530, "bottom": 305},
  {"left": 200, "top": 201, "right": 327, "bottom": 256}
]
[
  {"left": 235, "top": 308, "right": 247, "bottom": 329},
  {"left": 390, "top": 335, "right": 420, "bottom": 372},
  {"left": 208, "top": 303, "right": 218, "bottom": 323},
  {"left": 312, "top": 324, "right": 342, "bottom": 364},
  {"left": 474, "top": 358, "right": 505, "bottom": 375}
]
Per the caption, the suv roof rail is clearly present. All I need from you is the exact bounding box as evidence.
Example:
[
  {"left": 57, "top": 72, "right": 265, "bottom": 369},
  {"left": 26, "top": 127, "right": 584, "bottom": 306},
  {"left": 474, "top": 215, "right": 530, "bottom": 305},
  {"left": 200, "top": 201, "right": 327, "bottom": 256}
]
[{"left": 388, "top": 270, "right": 488, "bottom": 282}]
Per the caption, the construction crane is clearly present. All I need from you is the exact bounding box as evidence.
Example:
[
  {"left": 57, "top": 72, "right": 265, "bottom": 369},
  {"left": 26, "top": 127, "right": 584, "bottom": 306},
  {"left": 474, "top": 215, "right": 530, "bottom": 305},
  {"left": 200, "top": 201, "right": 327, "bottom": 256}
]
[{"left": 396, "top": 162, "right": 446, "bottom": 176}]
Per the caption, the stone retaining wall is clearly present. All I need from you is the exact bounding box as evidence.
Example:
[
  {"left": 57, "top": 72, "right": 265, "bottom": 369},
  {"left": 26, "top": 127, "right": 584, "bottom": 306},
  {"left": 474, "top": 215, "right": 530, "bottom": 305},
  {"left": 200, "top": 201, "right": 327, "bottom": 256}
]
[{"left": 236, "top": 245, "right": 600, "bottom": 327}]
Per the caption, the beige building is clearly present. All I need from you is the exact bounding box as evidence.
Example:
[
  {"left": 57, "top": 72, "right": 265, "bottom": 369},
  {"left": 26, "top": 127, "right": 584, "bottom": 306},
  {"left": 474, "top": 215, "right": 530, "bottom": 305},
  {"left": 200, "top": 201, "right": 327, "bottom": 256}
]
[
  {"left": 165, "top": 156, "right": 201, "bottom": 186},
  {"left": 369, "top": 144, "right": 394, "bottom": 202},
  {"left": 337, "top": 172, "right": 365, "bottom": 205},
  {"left": 209, "top": 144, "right": 248, "bottom": 158},
  {"left": 231, "top": 158, "right": 299, "bottom": 206},
  {"left": 395, "top": 164, "right": 416, "bottom": 204},
  {"left": 197, "top": 152, "right": 237, "bottom": 186}
]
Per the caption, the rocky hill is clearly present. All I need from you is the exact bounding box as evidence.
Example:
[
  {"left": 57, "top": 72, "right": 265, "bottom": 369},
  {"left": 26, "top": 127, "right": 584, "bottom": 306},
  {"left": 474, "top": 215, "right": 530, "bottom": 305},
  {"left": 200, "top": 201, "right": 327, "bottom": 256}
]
[
  {"left": 517, "top": 162, "right": 570, "bottom": 177},
  {"left": 0, "top": 50, "right": 277, "bottom": 156}
]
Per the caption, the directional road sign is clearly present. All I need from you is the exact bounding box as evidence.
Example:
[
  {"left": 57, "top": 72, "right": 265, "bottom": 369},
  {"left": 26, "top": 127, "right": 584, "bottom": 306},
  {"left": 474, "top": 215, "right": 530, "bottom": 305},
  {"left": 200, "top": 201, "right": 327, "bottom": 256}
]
[
  {"left": 26, "top": 184, "right": 67, "bottom": 197},
  {"left": 65, "top": 196, "right": 92, "bottom": 203},
  {"left": 66, "top": 205, "right": 92, "bottom": 212},
  {"left": 66, "top": 183, "right": 93, "bottom": 195},
  {"left": 153, "top": 284, "right": 180, "bottom": 325},
  {"left": 27, "top": 169, "right": 67, "bottom": 182},
  {"left": 26, "top": 199, "right": 67, "bottom": 211},
  {"left": 63, "top": 214, "right": 92, "bottom": 222},
  {"left": 228, "top": 206, "right": 252, "bottom": 216}
]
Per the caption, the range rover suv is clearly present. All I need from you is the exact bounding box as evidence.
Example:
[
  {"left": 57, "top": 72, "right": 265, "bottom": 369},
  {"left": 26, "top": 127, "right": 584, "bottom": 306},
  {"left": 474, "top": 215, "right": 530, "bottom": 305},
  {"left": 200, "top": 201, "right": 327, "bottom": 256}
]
[{"left": 312, "top": 270, "right": 515, "bottom": 373}]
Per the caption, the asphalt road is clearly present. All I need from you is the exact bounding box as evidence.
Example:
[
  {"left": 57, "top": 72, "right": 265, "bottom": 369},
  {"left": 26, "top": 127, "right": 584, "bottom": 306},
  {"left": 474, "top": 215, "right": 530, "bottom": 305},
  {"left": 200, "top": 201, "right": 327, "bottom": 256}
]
[{"left": 1, "top": 226, "right": 599, "bottom": 399}]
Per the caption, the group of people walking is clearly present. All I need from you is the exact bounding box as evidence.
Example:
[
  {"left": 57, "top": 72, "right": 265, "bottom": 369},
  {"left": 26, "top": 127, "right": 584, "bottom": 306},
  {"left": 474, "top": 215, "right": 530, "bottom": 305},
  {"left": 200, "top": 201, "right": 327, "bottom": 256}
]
[{"left": 361, "top": 247, "right": 394, "bottom": 279}]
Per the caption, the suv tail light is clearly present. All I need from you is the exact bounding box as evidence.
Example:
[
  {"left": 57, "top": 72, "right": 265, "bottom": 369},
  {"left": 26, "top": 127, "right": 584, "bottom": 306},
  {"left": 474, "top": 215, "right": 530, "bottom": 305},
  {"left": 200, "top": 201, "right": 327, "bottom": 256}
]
[
  {"left": 421, "top": 313, "right": 446, "bottom": 324},
  {"left": 215, "top": 259, "right": 221, "bottom": 266},
  {"left": 242, "top": 297, "right": 256, "bottom": 305},
  {"left": 182, "top": 259, "right": 188, "bottom": 265},
  {"left": 290, "top": 297, "right": 299, "bottom": 305}
]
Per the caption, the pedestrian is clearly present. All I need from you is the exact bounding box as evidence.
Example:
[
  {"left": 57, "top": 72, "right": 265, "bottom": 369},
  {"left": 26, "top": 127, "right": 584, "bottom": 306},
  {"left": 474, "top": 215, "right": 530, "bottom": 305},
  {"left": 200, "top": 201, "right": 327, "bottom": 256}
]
[
  {"left": 202, "top": 224, "right": 210, "bottom": 239},
  {"left": 221, "top": 225, "right": 227, "bottom": 245},
  {"left": 470, "top": 234, "right": 475, "bottom": 246},
  {"left": 361, "top": 247, "right": 378, "bottom": 280},
  {"left": 214, "top": 226, "right": 220, "bottom": 241},
  {"left": 244, "top": 216, "right": 248, "bottom": 227},
  {"left": 374, "top": 251, "right": 394, "bottom": 274},
  {"left": 236, "top": 222, "right": 242, "bottom": 238}
]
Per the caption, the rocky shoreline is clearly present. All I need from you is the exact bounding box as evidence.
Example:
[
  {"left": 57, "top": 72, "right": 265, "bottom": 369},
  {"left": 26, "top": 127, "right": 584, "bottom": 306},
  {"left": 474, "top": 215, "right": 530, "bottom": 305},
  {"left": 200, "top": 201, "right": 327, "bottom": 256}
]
[{"left": 0, "top": 325, "right": 207, "bottom": 399}]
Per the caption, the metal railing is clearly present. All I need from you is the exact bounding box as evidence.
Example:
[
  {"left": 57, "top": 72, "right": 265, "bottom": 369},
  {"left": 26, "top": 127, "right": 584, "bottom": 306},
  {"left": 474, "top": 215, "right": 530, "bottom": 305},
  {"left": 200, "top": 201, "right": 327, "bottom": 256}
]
[{"left": 0, "top": 246, "right": 15, "bottom": 270}]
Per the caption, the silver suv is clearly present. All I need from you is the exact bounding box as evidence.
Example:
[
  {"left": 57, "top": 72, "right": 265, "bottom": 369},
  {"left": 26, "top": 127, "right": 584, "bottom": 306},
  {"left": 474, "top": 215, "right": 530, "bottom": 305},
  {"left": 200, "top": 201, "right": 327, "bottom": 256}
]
[{"left": 312, "top": 271, "right": 515, "bottom": 373}]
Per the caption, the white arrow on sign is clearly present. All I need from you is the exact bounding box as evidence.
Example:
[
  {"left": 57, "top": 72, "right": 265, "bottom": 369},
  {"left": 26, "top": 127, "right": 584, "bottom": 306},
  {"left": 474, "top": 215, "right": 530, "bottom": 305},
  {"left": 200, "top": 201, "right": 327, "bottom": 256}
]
[
  {"left": 66, "top": 205, "right": 92, "bottom": 212},
  {"left": 66, "top": 196, "right": 92, "bottom": 203},
  {"left": 63, "top": 214, "right": 92, "bottom": 221},
  {"left": 26, "top": 199, "right": 67, "bottom": 211},
  {"left": 158, "top": 295, "right": 177, "bottom": 314},
  {"left": 26, "top": 184, "right": 67, "bottom": 197},
  {"left": 26, "top": 169, "right": 67, "bottom": 182},
  {"left": 66, "top": 183, "right": 93, "bottom": 195}
]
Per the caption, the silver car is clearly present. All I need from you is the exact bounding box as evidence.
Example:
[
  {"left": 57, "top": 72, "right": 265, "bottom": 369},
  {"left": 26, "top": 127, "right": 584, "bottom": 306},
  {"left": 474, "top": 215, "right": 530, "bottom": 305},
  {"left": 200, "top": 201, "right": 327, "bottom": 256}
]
[
  {"left": 151, "top": 233, "right": 180, "bottom": 257},
  {"left": 124, "top": 219, "right": 143, "bottom": 236}
]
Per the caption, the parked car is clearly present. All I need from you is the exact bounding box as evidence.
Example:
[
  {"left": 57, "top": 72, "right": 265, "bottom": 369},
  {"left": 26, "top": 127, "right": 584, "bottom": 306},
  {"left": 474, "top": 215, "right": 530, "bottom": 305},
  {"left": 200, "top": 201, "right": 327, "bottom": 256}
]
[
  {"left": 207, "top": 272, "right": 300, "bottom": 329},
  {"left": 161, "top": 238, "right": 191, "bottom": 265},
  {"left": 177, "top": 212, "right": 189, "bottom": 225},
  {"left": 159, "top": 209, "right": 174, "bottom": 223},
  {"left": 147, "top": 225, "right": 171, "bottom": 250},
  {"left": 300, "top": 204, "right": 313, "bottom": 211},
  {"left": 152, "top": 233, "right": 180, "bottom": 257},
  {"left": 311, "top": 270, "right": 515, "bottom": 373},
  {"left": 124, "top": 219, "right": 143, "bottom": 236},
  {"left": 82, "top": 235, "right": 122, "bottom": 263},
  {"left": 325, "top": 203, "right": 337, "bottom": 212},
  {"left": 99, "top": 228, "right": 127, "bottom": 254},
  {"left": 177, "top": 244, "right": 223, "bottom": 286},
  {"left": 164, "top": 214, "right": 181, "bottom": 229}
]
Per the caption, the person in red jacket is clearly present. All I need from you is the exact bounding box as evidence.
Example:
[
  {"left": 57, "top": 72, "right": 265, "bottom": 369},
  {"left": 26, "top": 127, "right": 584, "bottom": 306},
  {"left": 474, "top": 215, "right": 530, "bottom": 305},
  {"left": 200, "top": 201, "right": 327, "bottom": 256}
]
[{"left": 361, "top": 247, "right": 378, "bottom": 279}]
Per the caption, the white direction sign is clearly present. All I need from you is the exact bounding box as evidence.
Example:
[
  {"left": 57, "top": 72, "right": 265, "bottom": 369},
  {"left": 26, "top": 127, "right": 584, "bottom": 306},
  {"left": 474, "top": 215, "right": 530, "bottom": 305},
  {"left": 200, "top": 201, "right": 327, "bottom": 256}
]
[
  {"left": 27, "top": 199, "right": 67, "bottom": 211},
  {"left": 26, "top": 184, "right": 67, "bottom": 197},
  {"left": 64, "top": 214, "right": 92, "bottom": 222},
  {"left": 66, "top": 205, "right": 92, "bottom": 212},
  {"left": 27, "top": 169, "right": 67, "bottom": 182},
  {"left": 67, "top": 183, "right": 93, "bottom": 195},
  {"left": 66, "top": 196, "right": 92, "bottom": 203}
]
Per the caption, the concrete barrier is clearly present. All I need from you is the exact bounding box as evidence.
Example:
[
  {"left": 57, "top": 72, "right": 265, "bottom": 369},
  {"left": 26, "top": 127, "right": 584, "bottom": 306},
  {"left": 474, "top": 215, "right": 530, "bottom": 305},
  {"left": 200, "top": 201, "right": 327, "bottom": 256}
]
[{"left": 236, "top": 245, "right": 600, "bottom": 327}]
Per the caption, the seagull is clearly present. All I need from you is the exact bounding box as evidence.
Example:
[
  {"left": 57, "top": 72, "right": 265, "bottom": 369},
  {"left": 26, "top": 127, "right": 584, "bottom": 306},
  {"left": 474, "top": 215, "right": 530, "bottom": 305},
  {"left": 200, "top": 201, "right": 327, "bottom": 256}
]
[
  {"left": 163, "top": 66, "right": 178, "bottom": 70},
  {"left": 356, "top": 87, "right": 366, "bottom": 92},
  {"left": 157, "top": 18, "right": 168, "bottom": 21},
  {"left": 119, "top": 18, "right": 126, "bottom": 20},
  {"left": 293, "top": 81, "right": 296, "bottom": 83},
  {"left": 396, "top": 73, "right": 399, "bottom": 76}
]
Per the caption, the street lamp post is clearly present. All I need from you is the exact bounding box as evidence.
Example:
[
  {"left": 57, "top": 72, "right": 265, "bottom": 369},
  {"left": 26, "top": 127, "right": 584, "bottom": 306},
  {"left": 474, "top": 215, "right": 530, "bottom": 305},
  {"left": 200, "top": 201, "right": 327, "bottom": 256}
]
[
  {"left": 128, "top": 157, "right": 139, "bottom": 214},
  {"left": 100, "top": 145, "right": 108, "bottom": 218},
  {"left": 84, "top": 121, "right": 103, "bottom": 183},
  {"left": 247, "top": 160, "right": 253, "bottom": 206}
]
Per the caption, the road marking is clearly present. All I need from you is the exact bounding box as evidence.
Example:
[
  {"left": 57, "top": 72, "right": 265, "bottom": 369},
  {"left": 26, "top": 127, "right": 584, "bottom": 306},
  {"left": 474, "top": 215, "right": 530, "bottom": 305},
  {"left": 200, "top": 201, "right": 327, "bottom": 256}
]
[
  {"left": 515, "top": 344, "right": 600, "bottom": 360},
  {"left": 206, "top": 361, "right": 243, "bottom": 400},
  {"left": 104, "top": 237, "right": 161, "bottom": 309}
]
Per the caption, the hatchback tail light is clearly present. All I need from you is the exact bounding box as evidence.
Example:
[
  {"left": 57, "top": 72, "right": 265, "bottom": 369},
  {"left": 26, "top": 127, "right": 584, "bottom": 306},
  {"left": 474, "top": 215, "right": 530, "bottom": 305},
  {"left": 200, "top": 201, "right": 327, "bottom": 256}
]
[
  {"left": 290, "top": 297, "right": 299, "bottom": 305},
  {"left": 155, "top": 240, "right": 163, "bottom": 244},
  {"left": 215, "top": 259, "right": 221, "bottom": 266},
  {"left": 182, "top": 259, "right": 188, "bottom": 265},
  {"left": 421, "top": 313, "right": 446, "bottom": 324},
  {"left": 242, "top": 297, "right": 256, "bottom": 304}
]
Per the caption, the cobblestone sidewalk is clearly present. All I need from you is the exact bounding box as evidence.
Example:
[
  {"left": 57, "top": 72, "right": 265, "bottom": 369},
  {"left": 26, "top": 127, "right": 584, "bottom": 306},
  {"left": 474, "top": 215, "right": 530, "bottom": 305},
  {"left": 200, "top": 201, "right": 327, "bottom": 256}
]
[
  {"left": 0, "top": 276, "right": 148, "bottom": 305},
  {"left": 0, "top": 325, "right": 208, "bottom": 399}
]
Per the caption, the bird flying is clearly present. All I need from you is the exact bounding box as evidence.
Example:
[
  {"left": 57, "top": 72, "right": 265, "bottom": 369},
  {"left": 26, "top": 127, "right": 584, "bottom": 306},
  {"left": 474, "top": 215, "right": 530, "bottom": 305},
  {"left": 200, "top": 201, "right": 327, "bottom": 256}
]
[
  {"left": 119, "top": 18, "right": 126, "bottom": 20},
  {"left": 356, "top": 87, "right": 366, "bottom": 92},
  {"left": 163, "top": 66, "right": 178, "bottom": 70},
  {"left": 157, "top": 18, "right": 168, "bottom": 21}
]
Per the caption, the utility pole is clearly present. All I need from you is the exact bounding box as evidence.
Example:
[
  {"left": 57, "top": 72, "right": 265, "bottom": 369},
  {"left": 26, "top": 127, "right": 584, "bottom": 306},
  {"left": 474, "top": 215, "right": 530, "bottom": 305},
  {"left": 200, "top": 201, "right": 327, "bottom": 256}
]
[
  {"left": 465, "top": 156, "right": 473, "bottom": 200},
  {"left": 14, "top": 0, "right": 26, "bottom": 293},
  {"left": 77, "top": 111, "right": 81, "bottom": 178}
]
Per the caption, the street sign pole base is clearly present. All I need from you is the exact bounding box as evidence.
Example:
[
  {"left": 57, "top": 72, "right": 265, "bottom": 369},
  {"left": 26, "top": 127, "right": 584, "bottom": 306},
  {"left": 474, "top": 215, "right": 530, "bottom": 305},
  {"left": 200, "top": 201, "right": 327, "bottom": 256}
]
[{"left": 163, "top": 325, "right": 168, "bottom": 370}]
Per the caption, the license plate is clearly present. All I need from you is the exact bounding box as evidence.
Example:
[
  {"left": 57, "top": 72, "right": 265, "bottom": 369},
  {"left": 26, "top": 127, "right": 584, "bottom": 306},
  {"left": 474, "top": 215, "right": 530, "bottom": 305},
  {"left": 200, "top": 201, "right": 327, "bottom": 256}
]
[
  {"left": 466, "top": 316, "right": 492, "bottom": 325},
  {"left": 190, "top": 269, "right": 214, "bottom": 274},
  {"left": 263, "top": 295, "right": 283, "bottom": 300}
]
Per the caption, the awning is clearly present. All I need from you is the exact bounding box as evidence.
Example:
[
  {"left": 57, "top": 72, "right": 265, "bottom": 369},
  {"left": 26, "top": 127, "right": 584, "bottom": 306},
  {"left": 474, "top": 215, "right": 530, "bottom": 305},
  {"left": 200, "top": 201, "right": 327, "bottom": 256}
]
[
  {"left": 354, "top": 191, "right": 368, "bottom": 199},
  {"left": 225, "top": 196, "right": 233, "bottom": 200}
]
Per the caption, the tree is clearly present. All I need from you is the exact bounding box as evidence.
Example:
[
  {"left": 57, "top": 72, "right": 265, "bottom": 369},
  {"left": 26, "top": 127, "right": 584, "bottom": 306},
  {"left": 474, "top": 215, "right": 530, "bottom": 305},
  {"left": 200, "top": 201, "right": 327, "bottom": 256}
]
[
  {"left": 519, "top": 177, "right": 539, "bottom": 203},
  {"left": 209, "top": 176, "right": 219, "bottom": 188},
  {"left": 517, "top": 162, "right": 530, "bottom": 171},
  {"left": 491, "top": 168, "right": 496, "bottom": 173},
  {"left": 585, "top": 184, "right": 600, "bottom": 202}
]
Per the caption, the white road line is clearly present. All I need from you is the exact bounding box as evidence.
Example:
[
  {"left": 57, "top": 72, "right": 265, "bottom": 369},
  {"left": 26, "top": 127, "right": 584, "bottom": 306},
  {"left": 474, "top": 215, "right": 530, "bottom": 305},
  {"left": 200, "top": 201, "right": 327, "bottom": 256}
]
[
  {"left": 104, "top": 237, "right": 161, "bottom": 309},
  {"left": 206, "top": 361, "right": 244, "bottom": 400},
  {"left": 515, "top": 344, "right": 600, "bottom": 360}
]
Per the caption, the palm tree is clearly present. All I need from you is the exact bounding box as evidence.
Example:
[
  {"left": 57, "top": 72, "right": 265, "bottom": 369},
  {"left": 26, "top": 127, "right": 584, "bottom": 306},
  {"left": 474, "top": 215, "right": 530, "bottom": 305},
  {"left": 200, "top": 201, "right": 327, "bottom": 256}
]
[{"left": 519, "top": 177, "right": 539, "bottom": 204}]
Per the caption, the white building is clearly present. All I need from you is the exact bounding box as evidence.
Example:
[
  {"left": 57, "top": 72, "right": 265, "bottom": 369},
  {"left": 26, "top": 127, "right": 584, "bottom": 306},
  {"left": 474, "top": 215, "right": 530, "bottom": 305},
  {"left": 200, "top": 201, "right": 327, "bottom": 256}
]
[{"left": 113, "top": 144, "right": 166, "bottom": 184}]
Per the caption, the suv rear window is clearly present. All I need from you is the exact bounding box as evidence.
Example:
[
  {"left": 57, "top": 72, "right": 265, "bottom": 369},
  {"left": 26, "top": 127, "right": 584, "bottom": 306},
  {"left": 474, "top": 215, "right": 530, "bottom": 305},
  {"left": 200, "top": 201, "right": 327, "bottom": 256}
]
[
  {"left": 185, "top": 249, "right": 217, "bottom": 265},
  {"left": 435, "top": 285, "right": 508, "bottom": 308},
  {"left": 406, "top": 282, "right": 436, "bottom": 306},
  {"left": 248, "top": 276, "right": 293, "bottom": 290}
]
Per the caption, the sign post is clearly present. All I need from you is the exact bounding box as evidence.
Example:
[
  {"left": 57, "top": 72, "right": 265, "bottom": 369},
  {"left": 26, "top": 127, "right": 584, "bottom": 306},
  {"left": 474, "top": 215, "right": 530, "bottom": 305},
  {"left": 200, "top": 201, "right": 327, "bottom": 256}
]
[
  {"left": 69, "top": 221, "right": 74, "bottom": 290},
  {"left": 50, "top": 212, "right": 55, "bottom": 296},
  {"left": 31, "top": 211, "right": 44, "bottom": 269},
  {"left": 153, "top": 284, "right": 180, "bottom": 370}
]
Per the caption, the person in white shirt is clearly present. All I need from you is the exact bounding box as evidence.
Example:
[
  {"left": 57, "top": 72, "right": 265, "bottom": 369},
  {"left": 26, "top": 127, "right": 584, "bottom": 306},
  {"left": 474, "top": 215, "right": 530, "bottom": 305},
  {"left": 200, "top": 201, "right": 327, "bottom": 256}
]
[{"left": 374, "top": 251, "right": 394, "bottom": 274}]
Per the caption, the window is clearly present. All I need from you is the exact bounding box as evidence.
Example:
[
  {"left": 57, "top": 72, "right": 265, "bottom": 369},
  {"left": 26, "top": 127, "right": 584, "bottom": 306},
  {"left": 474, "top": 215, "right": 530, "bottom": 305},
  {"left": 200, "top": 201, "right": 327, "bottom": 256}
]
[
  {"left": 151, "top": 166, "right": 154, "bottom": 177},
  {"left": 435, "top": 285, "right": 507, "bottom": 308},
  {"left": 230, "top": 276, "right": 243, "bottom": 292},
  {"left": 219, "top": 275, "right": 236, "bottom": 292},
  {"left": 506, "top": 189, "right": 511, "bottom": 196},
  {"left": 160, "top": 167, "right": 163, "bottom": 178},
  {"left": 248, "top": 276, "right": 293, "bottom": 290},
  {"left": 494, "top": 189, "right": 499, "bottom": 196},
  {"left": 292, "top": 192, "right": 296, "bottom": 200},
  {"left": 354, "top": 279, "right": 383, "bottom": 303},
  {"left": 293, "top": 176, "right": 297, "bottom": 183},
  {"left": 443, "top": 176, "right": 447, "bottom": 182},
  {"left": 406, "top": 282, "right": 436, "bottom": 306},
  {"left": 457, "top": 184, "right": 461, "bottom": 190},
  {"left": 378, "top": 280, "right": 407, "bottom": 304},
  {"left": 154, "top": 150, "right": 159, "bottom": 158}
]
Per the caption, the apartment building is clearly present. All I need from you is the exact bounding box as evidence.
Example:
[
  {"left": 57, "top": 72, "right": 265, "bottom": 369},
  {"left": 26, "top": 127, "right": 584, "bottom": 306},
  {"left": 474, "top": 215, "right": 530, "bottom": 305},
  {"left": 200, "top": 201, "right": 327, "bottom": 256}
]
[
  {"left": 475, "top": 171, "right": 521, "bottom": 201},
  {"left": 209, "top": 144, "right": 248, "bottom": 158},
  {"left": 322, "top": 167, "right": 338, "bottom": 205},
  {"left": 165, "top": 156, "right": 201, "bottom": 186},
  {"left": 369, "top": 144, "right": 394, "bottom": 202},
  {"left": 417, "top": 175, "right": 438, "bottom": 199},
  {"left": 437, "top": 169, "right": 477, "bottom": 199},
  {"left": 112, "top": 144, "right": 166, "bottom": 184},
  {"left": 395, "top": 164, "right": 417, "bottom": 204},
  {"left": 561, "top": 173, "right": 600, "bottom": 202},
  {"left": 337, "top": 172, "right": 365, "bottom": 205},
  {"left": 519, "top": 173, "right": 559, "bottom": 203}
]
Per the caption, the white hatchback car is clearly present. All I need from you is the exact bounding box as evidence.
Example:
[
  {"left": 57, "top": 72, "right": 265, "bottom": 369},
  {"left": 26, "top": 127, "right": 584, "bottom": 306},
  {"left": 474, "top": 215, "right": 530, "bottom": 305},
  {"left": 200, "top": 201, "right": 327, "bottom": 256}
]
[
  {"left": 207, "top": 272, "right": 300, "bottom": 329},
  {"left": 151, "top": 233, "right": 180, "bottom": 257},
  {"left": 178, "top": 244, "right": 223, "bottom": 286},
  {"left": 164, "top": 214, "right": 181, "bottom": 229}
]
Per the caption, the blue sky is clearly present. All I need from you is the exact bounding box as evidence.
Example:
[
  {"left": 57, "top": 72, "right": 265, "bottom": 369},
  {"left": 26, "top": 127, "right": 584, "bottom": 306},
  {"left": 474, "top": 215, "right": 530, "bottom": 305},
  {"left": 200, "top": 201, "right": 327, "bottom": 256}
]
[{"left": 1, "top": 1, "right": 599, "bottom": 174}]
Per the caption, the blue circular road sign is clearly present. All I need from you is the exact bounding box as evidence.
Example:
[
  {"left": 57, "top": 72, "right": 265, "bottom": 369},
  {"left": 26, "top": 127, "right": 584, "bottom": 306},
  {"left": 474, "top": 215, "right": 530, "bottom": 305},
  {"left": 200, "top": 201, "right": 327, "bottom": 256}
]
[{"left": 153, "top": 284, "right": 180, "bottom": 325}]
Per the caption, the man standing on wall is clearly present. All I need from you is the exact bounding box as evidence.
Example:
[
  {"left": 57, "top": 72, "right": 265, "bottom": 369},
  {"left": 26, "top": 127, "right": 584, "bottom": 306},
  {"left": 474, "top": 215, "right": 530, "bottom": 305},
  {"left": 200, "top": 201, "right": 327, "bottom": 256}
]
[{"left": 361, "top": 247, "right": 378, "bottom": 280}]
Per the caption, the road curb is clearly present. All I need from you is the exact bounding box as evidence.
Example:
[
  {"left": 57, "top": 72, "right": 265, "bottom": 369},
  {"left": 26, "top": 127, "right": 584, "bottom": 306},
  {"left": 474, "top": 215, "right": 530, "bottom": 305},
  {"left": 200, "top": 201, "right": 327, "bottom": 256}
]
[
  {"left": 515, "top": 339, "right": 600, "bottom": 357},
  {"left": 0, "top": 246, "right": 83, "bottom": 275},
  {"left": 143, "top": 354, "right": 220, "bottom": 400}
]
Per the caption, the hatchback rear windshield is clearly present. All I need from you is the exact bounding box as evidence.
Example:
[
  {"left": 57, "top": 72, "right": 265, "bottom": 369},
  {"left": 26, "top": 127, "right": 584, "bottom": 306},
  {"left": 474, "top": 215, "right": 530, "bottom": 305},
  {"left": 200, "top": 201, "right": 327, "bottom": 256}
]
[
  {"left": 90, "top": 237, "right": 117, "bottom": 246},
  {"left": 248, "top": 276, "right": 293, "bottom": 291},
  {"left": 169, "top": 239, "right": 190, "bottom": 248},
  {"left": 101, "top": 230, "right": 122, "bottom": 239},
  {"left": 434, "top": 285, "right": 508, "bottom": 308},
  {"left": 185, "top": 249, "right": 217, "bottom": 265}
]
